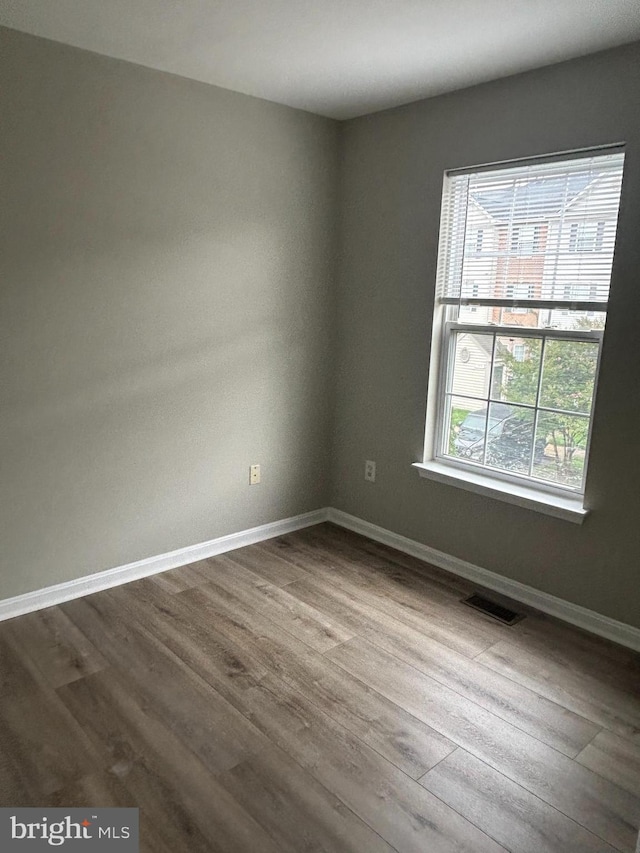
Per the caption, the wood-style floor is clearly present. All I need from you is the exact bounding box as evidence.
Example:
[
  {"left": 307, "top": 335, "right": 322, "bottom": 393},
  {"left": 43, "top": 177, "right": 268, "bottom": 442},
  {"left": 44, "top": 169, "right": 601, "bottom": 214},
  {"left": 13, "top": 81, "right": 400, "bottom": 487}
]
[{"left": 0, "top": 523, "right": 639, "bottom": 852}]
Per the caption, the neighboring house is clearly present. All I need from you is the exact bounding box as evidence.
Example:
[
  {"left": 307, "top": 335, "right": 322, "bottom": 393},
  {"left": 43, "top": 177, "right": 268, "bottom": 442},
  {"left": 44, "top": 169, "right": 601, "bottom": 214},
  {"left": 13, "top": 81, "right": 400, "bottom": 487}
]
[{"left": 454, "top": 332, "right": 506, "bottom": 407}]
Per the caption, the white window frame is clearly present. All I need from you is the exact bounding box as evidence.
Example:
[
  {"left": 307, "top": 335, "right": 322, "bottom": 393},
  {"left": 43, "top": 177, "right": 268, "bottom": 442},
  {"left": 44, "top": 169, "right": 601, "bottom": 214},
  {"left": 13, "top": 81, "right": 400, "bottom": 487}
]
[
  {"left": 415, "top": 147, "right": 624, "bottom": 522},
  {"left": 432, "top": 322, "right": 602, "bottom": 493}
]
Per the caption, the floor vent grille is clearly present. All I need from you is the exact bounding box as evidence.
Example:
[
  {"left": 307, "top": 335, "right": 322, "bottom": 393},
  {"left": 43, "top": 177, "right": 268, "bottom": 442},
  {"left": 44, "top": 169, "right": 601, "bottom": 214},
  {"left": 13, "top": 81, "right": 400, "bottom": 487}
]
[{"left": 462, "top": 593, "right": 524, "bottom": 626}]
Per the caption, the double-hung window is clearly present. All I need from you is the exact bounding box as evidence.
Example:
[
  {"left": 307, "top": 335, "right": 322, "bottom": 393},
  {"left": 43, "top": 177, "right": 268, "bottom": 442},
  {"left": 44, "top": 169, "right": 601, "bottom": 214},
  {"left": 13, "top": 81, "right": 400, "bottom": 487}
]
[{"left": 419, "top": 148, "right": 625, "bottom": 517}]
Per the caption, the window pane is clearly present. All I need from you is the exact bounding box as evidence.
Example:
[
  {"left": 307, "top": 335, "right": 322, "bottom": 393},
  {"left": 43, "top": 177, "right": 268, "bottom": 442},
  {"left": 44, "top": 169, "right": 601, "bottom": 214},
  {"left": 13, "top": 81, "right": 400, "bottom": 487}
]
[
  {"left": 450, "top": 332, "right": 493, "bottom": 399},
  {"left": 444, "top": 395, "right": 487, "bottom": 461},
  {"left": 492, "top": 337, "right": 542, "bottom": 405},
  {"left": 533, "top": 412, "right": 590, "bottom": 487},
  {"left": 485, "top": 404, "right": 535, "bottom": 475},
  {"left": 539, "top": 340, "right": 599, "bottom": 413}
]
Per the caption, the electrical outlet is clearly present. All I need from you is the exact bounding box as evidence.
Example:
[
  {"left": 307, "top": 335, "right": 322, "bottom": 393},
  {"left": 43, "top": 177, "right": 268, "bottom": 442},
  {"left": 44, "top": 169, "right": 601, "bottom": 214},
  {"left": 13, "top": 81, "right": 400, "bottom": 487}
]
[
  {"left": 364, "top": 460, "right": 376, "bottom": 482},
  {"left": 249, "top": 464, "right": 261, "bottom": 485}
]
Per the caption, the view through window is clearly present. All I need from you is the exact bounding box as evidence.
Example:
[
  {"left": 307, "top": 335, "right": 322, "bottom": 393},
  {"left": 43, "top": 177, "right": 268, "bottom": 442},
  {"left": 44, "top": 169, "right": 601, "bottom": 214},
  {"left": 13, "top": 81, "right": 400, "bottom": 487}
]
[{"left": 431, "top": 149, "right": 625, "bottom": 494}]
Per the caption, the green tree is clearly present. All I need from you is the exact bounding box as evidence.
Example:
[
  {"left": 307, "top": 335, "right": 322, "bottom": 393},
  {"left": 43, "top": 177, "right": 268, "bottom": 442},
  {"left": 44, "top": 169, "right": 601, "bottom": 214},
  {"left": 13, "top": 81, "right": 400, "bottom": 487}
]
[{"left": 498, "top": 321, "right": 601, "bottom": 484}]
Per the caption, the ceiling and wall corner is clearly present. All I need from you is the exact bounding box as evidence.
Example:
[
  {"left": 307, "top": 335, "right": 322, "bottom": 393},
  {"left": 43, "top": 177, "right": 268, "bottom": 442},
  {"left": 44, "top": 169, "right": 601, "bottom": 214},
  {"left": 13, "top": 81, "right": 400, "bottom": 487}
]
[{"left": 0, "top": 0, "right": 639, "bottom": 119}]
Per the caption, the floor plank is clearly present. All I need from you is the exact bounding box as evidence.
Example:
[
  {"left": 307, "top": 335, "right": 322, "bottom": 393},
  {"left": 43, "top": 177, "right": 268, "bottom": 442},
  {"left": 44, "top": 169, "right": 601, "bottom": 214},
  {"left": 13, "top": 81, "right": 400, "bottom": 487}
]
[
  {"left": 61, "top": 593, "right": 270, "bottom": 775},
  {"left": 147, "top": 562, "right": 206, "bottom": 595},
  {"left": 300, "top": 524, "right": 471, "bottom": 600},
  {"left": 0, "top": 606, "right": 107, "bottom": 688},
  {"left": 148, "top": 580, "right": 457, "bottom": 778},
  {"left": 266, "top": 533, "right": 505, "bottom": 657},
  {"left": 217, "top": 742, "right": 396, "bottom": 853},
  {"left": 57, "top": 669, "right": 282, "bottom": 853},
  {"left": 286, "top": 574, "right": 599, "bottom": 757},
  {"left": 510, "top": 610, "right": 640, "bottom": 682},
  {"left": 183, "top": 561, "right": 356, "bottom": 652},
  {"left": 47, "top": 772, "right": 176, "bottom": 853},
  {"left": 0, "top": 633, "right": 100, "bottom": 804},
  {"left": 327, "top": 636, "right": 640, "bottom": 851},
  {"left": 576, "top": 729, "right": 640, "bottom": 796},
  {"left": 109, "top": 577, "right": 270, "bottom": 689},
  {"left": 228, "top": 673, "right": 507, "bottom": 853},
  {"left": 225, "top": 543, "right": 310, "bottom": 587},
  {"left": 477, "top": 638, "right": 640, "bottom": 744},
  {"left": 421, "top": 748, "right": 620, "bottom": 853}
]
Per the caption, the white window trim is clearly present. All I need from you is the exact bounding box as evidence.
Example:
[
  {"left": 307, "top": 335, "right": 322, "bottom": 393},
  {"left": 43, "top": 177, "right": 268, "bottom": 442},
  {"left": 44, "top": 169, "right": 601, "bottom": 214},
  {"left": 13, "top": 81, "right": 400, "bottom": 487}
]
[
  {"left": 412, "top": 460, "right": 588, "bottom": 523},
  {"left": 426, "top": 321, "right": 602, "bottom": 508},
  {"left": 434, "top": 322, "right": 601, "bottom": 493},
  {"left": 418, "top": 319, "right": 595, "bottom": 521},
  {"left": 416, "top": 148, "right": 624, "bottom": 520}
]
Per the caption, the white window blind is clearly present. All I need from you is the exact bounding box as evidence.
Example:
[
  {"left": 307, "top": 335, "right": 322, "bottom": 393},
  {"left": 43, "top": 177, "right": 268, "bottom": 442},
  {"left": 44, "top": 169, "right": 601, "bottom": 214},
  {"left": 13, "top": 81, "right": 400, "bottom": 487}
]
[{"left": 437, "top": 150, "right": 625, "bottom": 310}]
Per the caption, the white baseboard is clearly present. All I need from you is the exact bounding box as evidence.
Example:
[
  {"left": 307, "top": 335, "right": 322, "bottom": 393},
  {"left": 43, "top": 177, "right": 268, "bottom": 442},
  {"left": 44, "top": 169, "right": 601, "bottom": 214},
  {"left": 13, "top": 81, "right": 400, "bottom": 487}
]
[
  {"left": 327, "top": 508, "right": 640, "bottom": 653},
  {"left": 0, "top": 508, "right": 329, "bottom": 623},
  {"left": 2, "top": 504, "right": 638, "bottom": 653}
]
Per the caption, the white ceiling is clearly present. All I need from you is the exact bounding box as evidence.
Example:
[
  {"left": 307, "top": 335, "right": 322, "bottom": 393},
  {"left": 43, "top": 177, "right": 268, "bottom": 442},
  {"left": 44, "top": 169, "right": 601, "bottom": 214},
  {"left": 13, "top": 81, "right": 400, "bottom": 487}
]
[{"left": 1, "top": 0, "right": 639, "bottom": 120}]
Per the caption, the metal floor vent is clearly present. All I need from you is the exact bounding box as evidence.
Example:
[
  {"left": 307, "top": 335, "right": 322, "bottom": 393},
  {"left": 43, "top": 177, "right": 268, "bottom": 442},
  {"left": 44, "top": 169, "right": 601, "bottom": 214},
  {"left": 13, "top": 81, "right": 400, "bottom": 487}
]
[{"left": 462, "top": 593, "right": 524, "bottom": 626}]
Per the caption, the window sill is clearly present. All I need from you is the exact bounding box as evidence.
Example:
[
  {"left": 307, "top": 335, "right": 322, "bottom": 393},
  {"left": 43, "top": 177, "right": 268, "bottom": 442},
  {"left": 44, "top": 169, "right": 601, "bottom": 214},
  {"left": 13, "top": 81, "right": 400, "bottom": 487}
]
[{"left": 412, "top": 461, "right": 588, "bottom": 524}]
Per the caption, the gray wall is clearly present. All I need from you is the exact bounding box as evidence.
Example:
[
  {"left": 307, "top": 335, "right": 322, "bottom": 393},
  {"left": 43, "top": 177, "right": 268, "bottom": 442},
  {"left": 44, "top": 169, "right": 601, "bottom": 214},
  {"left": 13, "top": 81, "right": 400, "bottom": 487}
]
[
  {"left": 333, "top": 43, "right": 640, "bottom": 629},
  {"left": 0, "top": 27, "right": 338, "bottom": 599}
]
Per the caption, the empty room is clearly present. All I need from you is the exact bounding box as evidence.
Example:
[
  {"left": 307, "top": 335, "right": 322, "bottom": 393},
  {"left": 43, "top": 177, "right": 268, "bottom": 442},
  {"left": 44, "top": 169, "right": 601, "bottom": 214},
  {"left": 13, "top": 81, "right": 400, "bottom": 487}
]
[{"left": 0, "top": 1, "right": 639, "bottom": 851}]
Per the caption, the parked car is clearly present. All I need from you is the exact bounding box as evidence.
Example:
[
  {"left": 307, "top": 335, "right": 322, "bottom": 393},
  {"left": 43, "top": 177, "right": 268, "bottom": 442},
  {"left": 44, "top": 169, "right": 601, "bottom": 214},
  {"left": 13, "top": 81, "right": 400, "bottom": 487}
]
[{"left": 454, "top": 403, "right": 544, "bottom": 469}]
